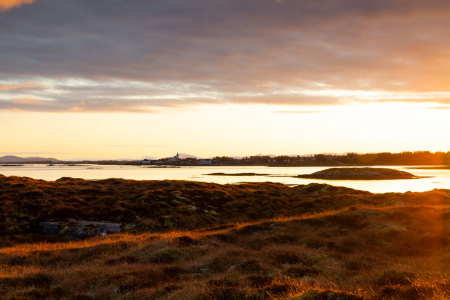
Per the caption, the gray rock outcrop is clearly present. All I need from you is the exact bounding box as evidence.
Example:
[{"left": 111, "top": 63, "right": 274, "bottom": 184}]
[{"left": 39, "top": 219, "right": 122, "bottom": 239}]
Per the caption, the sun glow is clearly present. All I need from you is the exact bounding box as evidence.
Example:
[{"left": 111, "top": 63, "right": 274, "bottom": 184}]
[{"left": 1, "top": 100, "right": 450, "bottom": 159}]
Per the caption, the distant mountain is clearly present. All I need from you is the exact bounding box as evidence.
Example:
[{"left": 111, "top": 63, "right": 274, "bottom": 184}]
[
  {"left": 140, "top": 156, "right": 160, "bottom": 160},
  {"left": 178, "top": 153, "right": 198, "bottom": 159},
  {"left": 299, "top": 152, "right": 355, "bottom": 157},
  {"left": 254, "top": 153, "right": 353, "bottom": 158},
  {"left": 0, "top": 156, "right": 61, "bottom": 163},
  {"left": 254, "top": 154, "right": 277, "bottom": 158},
  {"left": 120, "top": 158, "right": 144, "bottom": 161},
  {"left": 63, "top": 158, "right": 117, "bottom": 161}
]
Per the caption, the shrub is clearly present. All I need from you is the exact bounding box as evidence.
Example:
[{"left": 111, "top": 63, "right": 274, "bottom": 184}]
[
  {"left": 206, "top": 256, "right": 242, "bottom": 273},
  {"left": 292, "top": 289, "right": 364, "bottom": 300},
  {"left": 234, "top": 259, "right": 263, "bottom": 274},
  {"left": 22, "top": 273, "right": 52, "bottom": 288},
  {"left": 145, "top": 248, "right": 182, "bottom": 264},
  {"left": 285, "top": 266, "right": 320, "bottom": 278},
  {"left": 247, "top": 275, "right": 273, "bottom": 287},
  {"left": 272, "top": 252, "right": 314, "bottom": 266},
  {"left": 263, "top": 283, "right": 294, "bottom": 296},
  {"left": 266, "top": 233, "right": 301, "bottom": 244},
  {"left": 304, "top": 238, "right": 326, "bottom": 249},
  {"left": 162, "top": 266, "right": 187, "bottom": 279},
  {"left": 104, "top": 255, "right": 139, "bottom": 266},
  {"left": 376, "top": 270, "right": 417, "bottom": 286},
  {"left": 246, "top": 238, "right": 270, "bottom": 250},
  {"left": 213, "top": 233, "right": 238, "bottom": 243},
  {"left": 174, "top": 235, "right": 192, "bottom": 245},
  {"left": 344, "top": 259, "right": 370, "bottom": 272}
]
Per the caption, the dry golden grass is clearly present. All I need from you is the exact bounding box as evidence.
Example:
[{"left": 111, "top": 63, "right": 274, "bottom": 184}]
[{"left": 2, "top": 175, "right": 450, "bottom": 299}]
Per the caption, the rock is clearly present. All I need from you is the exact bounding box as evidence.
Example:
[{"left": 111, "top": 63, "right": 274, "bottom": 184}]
[
  {"left": 39, "top": 219, "right": 122, "bottom": 239},
  {"left": 295, "top": 167, "right": 420, "bottom": 180}
]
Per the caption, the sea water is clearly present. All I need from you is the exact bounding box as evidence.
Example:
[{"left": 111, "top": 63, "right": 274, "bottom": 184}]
[{"left": 0, "top": 165, "right": 449, "bottom": 193}]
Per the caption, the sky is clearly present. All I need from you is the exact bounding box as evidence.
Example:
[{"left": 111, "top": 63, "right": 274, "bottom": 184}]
[{"left": 1, "top": 0, "right": 450, "bottom": 159}]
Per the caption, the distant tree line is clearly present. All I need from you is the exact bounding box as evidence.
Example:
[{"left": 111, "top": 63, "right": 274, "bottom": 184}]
[
  {"left": 337, "top": 151, "right": 450, "bottom": 165},
  {"left": 213, "top": 151, "right": 450, "bottom": 165}
]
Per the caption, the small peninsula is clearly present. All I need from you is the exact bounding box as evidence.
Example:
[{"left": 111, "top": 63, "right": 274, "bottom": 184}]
[
  {"left": 294, "top": 167, "right": 421, "bottom": 180},
  {"left": 206, "top": 172, "right": 270, "bottom": 176}
]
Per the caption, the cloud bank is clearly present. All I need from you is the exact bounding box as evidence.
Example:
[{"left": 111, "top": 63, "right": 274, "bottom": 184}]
[
  {"left": 0, "top": 0, "right": 36, "bottom": 11},
  {"left": 2, "top": 0, "right": 450, "bottom": 112}
]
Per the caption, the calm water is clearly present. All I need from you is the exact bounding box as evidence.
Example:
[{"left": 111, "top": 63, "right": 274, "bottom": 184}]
[{"left": 0, "top": 165, "right": 449, "bottom": 193}]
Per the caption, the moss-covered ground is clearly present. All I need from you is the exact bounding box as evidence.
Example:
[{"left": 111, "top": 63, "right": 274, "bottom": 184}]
[{"left": 1, "top": 174, "right": 450, "bottom": 299}]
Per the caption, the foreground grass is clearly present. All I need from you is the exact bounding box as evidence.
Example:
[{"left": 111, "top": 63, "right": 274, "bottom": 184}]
[
  {"left": 2, "top": 175, "right": 450, "bottom": 299},
  {"left": 2, "top": 204, "right": 450, "bottom": 299}
]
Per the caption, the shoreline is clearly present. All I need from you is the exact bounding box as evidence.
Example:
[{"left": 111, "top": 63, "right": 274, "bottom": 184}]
[
  {"left": 3, "top": 161, "right": 450, "bottom": 167},
  {"left": 0, "top": 174, "right": 447, "bottom": 239}
]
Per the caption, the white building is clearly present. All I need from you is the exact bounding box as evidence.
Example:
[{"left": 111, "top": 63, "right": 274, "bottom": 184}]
[
  {"left": 199, "top": 159, "right": 212, "bottom": 165},
  {"left": 168, "top": 152, "right": 180, "bottom": 162}
]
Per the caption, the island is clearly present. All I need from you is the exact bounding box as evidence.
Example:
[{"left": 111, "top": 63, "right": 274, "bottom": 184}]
[
  {"left": 293, "top": 167, "right": 421, "bottom": 180},
  {"left": 206, "top": 172, "right": 270, "bottom": 176}
]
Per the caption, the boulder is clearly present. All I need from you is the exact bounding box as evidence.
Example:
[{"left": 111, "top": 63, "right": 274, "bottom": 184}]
[{"left": 39, "top": 219, "right": 122, "bottom": 239}]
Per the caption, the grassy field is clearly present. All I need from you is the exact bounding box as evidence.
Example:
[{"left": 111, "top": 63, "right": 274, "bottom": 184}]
[{"left": 1, "top": 174, "right": 450, "bottom": 299}]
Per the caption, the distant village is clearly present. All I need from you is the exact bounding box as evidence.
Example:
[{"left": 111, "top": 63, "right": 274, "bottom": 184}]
[
  {"left": 130, "top": 152, "right": 350, "bottom": 166},
  {"left": 3, "top": 151, "right": 447, "bottom": 166},
  {"left": 128, "top": 150, "right": 450, "bottom": 166}
]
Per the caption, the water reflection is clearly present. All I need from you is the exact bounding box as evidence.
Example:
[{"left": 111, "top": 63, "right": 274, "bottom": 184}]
[{"left": 0, "top": 165, "right": 448, "bottom": 193}]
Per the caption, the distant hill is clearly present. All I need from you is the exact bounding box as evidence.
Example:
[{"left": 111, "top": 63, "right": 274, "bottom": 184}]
[
  {"left": 254, "top": 154, "right": 277, "bottom": 158},
  {"left": 63, "top": 158, "right": 121, "bottom": 162},
  {"left": 178, "top": 153, "right": 199, "bottom": 159},
  {"left": 140, "top": 156, "right": 160, "bottom": 160},
  {"left": 292, "top": 152, "right": 359, "bottom": 157},
  {"left": 0, "top": 155, "right": 61, "bottom": 163}
]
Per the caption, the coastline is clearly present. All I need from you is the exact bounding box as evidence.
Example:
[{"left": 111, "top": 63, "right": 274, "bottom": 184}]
[{"left": 0, "top": 174, "right": 446, "bottom": 239}]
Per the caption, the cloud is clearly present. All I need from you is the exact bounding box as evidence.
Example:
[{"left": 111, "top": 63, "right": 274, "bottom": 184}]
[
  {"left": 0, "top": 151, "right": 68, "bottom": 155},
  {"left": 0, "top": 96, "right": 220, "bottom": 113},
  {"left": 1, "top": 0, "right": 450, "bottom": 112},
  {"left": 427, "top": 106, "right": 450, "bottom": 110},
  {"left": 0, "top": 0, "right": 36, "bottom": 11},
  {"left": 11, "top": 98, "right": 47, "bottom": 105},
  {"left": 0, "top": 83, "right": 42, "bottom": 90},
  {"left": 375, "top": 95, "right": 450, "bottom": 104}
]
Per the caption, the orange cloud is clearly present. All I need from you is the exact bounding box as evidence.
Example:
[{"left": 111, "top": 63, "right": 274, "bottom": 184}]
[
  {"left": 0, "top": 83, "right": 41, "bottom": 90},
  {"left": 10, "top": 107, "right": 23, "bottom": 113},
  {"left": 11, "top": 98, "right": 47, "bottom": 105},
  {"left": 69, "top": 106, "right": 85, "bottom": 112},
  {"left": 0, "top": 0, "right": 36, "bottom": 11}
]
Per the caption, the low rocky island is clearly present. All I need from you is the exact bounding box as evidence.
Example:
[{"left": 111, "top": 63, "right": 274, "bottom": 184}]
[
  {"left": 294, "top": 167, "right": 421, "bottom": 180},
  {"left": 206, "top": 172, "right": 270, "bottom": 176}
]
